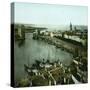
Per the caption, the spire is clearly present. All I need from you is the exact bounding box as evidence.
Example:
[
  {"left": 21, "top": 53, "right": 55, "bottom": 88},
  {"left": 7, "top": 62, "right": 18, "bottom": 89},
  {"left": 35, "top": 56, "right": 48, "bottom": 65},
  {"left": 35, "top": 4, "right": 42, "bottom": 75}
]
[{"left": 70, "top": 22, "right": 72, "bottom": 31}]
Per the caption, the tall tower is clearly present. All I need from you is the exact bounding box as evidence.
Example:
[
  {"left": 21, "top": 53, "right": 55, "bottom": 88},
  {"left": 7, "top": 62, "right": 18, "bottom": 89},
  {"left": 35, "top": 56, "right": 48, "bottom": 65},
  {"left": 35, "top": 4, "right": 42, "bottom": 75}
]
[
  {"left": 18, "top": 25, "right": 22, "bottom": 37},
  {"left": 70, "top": 22, "right": 72, "bottom": 31},
  {"left": 74, "top": 26, "right": 77, "bottom": 31}
]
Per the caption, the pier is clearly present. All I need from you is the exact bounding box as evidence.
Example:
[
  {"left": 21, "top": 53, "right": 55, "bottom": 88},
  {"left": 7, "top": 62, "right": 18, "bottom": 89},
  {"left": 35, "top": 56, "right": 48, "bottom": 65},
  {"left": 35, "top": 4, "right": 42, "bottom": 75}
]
[{"left": 33, "top": 34, "right": 87, "bottom": 57}]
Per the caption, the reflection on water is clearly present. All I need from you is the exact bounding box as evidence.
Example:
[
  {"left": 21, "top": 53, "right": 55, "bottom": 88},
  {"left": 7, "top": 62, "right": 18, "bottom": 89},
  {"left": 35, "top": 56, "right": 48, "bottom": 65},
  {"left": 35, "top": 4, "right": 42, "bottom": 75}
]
[{"left": 14, "top": 33, "right": 73, "bottom": 82}]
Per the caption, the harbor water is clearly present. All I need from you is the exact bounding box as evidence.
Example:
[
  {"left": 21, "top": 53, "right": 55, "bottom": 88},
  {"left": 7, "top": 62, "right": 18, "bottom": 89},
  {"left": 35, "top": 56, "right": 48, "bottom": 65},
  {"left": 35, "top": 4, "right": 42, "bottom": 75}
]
[{"left": 14, "top": 33, "right": 73, "bottom": 82}]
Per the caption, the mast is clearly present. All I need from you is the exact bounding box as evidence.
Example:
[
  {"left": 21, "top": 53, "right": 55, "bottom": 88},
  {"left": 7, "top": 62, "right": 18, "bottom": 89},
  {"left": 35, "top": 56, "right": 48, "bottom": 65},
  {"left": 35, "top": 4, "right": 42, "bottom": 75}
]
[{"left": 28, "top": 55, "right": 30, "bottom": 66}]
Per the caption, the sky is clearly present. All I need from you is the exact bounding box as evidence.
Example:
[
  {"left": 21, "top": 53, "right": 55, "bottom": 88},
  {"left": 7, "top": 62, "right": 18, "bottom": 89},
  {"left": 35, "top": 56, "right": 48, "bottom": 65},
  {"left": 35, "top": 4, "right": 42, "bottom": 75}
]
[{"left": 14, "top": 2, "right": 88, "bottom": 26}]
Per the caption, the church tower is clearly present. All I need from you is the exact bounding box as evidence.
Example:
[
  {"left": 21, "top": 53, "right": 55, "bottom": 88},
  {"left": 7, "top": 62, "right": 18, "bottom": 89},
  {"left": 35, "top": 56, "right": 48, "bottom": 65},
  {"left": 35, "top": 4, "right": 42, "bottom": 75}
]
[{"left": 70, "top": 22, "right": 72, "bottom": 31}]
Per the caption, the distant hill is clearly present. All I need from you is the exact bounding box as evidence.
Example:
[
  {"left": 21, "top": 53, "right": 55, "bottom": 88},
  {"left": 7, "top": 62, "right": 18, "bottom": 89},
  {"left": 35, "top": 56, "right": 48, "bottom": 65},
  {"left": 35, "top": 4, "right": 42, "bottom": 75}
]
[{"left": 14, "top": 23, "right": 88, "bottom": 31}]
